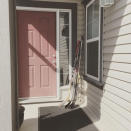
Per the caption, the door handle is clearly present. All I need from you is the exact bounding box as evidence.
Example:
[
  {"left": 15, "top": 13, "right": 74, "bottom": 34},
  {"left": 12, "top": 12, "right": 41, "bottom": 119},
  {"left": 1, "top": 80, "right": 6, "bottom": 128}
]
[{"left": 52, "top": 54, "right": 56, "bottom": 58}]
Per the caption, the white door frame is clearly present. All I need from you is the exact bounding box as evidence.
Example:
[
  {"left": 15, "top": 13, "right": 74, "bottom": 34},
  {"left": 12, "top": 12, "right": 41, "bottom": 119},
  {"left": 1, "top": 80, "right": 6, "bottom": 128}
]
[{"left": 16, "top": 6, "right": 72, "bottom": 104}]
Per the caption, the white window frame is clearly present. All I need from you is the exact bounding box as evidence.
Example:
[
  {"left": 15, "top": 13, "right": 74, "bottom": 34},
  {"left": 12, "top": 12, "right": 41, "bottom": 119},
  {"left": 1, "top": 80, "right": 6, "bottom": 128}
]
[{"left": 85, "top": 0, "right": 101, "bottom": 81}]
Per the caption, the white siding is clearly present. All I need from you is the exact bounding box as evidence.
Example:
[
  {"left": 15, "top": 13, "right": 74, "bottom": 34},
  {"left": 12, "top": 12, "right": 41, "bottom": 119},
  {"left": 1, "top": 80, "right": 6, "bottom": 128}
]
[{"left": 85, "top": 0, "right": 131, "bottom": 131}]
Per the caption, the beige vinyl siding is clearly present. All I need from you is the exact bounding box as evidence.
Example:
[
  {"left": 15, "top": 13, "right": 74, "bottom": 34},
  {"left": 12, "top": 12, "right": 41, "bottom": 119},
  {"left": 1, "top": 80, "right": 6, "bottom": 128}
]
[
  {"left": 103, "top": 34, "right": 131, "bottom": 46},
  {"left": 85, "top": 0, "right": 131, "bottom": 131},
  {"left": 104, "top": 53, "right": 131, "bottom": 63}
]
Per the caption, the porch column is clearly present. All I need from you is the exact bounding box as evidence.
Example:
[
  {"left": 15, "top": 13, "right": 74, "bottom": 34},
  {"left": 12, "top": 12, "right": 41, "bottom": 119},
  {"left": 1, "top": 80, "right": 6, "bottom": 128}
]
[{"left": 0, "top": 0, "right": 17, "bottom": 131}]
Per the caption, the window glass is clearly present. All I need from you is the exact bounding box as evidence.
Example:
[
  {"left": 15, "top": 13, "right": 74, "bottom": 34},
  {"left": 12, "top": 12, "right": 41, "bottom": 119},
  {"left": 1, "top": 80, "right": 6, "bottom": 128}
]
[
  {"left": 87, "top": 41, "right": 98, "bottom": 77},
  {"left": 93, "top": 0, "right": 99, "bottom": 38},
  {"left": 87, "top": 23, "right": 92, "bottom": 40},
  {"left": 93, "top": 0, "right": 99, "bottom": 20},
  {"left": 59, "top": 12, "right": 69, "bottom": 24},
  {"left": 87, "top": 4, "right": 93, "bottom": 39},
  {"left": 87, "top": 0, "right": 99, "bottom": 39},
  {"left": 59, "top": 12, "right": 70, "bottom": 86},
  {"left": 87, "top": 4, "right": 93, "bottom": 23}
]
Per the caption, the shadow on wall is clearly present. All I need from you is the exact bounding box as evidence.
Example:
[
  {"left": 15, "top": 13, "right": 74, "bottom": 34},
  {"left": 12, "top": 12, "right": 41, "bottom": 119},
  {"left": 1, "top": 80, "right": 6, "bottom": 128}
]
[
  {"left": 84, "top": 84, "right": 103, "bottom": 122},
  {"left": 78, "top": 80, "right": 103, "bottom": 122}
]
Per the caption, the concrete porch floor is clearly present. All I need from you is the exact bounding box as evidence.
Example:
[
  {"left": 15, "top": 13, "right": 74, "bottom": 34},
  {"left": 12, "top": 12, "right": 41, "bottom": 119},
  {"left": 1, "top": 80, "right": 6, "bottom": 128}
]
[
  {"left": 19, "top": 103, "right": 111, "bottom": 131},
  {"left": 19, "top": 103, "right": 60, "bottom": 131}
]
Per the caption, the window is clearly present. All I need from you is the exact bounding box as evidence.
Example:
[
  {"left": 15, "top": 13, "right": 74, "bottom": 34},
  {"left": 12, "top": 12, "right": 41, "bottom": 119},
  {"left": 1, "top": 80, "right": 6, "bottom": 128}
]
[
  {"left": 85, "top": 0, "right": 103, "bottom": 85},
  {"left": 59, "top": 11, "right": 72, "bottom": 87}
]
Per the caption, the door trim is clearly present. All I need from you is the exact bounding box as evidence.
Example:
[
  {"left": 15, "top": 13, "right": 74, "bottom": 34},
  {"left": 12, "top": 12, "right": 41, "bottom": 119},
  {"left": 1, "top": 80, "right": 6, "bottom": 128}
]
[{"left": 17, "top": 7, "right": 72, "bottom": 104}]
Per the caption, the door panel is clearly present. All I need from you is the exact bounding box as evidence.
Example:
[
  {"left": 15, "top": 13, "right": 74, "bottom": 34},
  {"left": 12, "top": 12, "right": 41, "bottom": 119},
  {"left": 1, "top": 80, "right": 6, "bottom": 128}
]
[{"left": 17, "top": 11, "right": 57, "bottom": 98}]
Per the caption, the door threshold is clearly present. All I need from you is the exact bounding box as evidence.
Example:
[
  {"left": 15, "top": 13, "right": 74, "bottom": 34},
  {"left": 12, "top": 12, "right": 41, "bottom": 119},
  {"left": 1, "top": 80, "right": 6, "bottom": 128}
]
[{"left": 19, "top": 97, "right": 62, "bottom": 104}]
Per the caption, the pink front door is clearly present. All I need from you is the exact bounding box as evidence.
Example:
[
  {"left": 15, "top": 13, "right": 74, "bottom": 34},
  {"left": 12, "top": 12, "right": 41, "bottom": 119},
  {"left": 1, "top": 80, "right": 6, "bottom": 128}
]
[{"left": 17, "top": 11, "right": 57, "bottom": 98}]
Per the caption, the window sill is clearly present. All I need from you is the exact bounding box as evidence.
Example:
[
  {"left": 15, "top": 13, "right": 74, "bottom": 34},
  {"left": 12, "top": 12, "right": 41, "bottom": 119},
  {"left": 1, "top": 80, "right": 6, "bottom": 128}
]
[{"left": 83, "top": 75, "right": 104, "bottom": 90}]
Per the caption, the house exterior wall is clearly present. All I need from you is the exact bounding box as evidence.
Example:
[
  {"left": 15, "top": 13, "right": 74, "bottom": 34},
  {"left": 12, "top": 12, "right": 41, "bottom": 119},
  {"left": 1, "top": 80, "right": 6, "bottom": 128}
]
[{"left": 84, "top": 0, "right": 131, "bottom": 131}]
